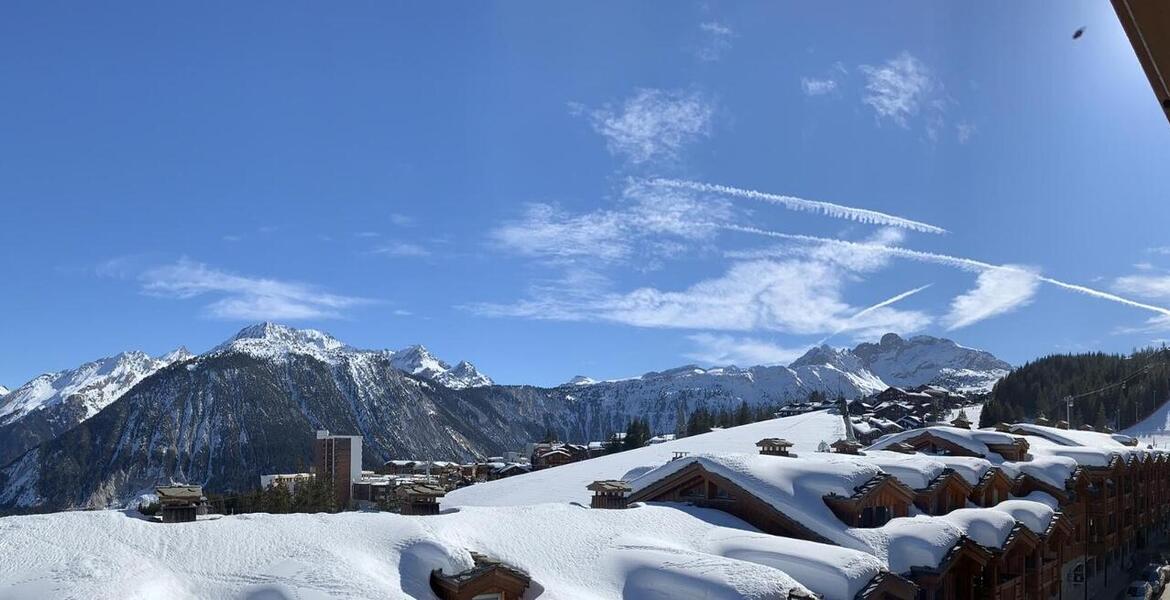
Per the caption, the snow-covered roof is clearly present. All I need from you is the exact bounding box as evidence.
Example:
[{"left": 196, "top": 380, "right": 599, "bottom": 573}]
[
  {"left": 991, "top": 493, "right": 1058, "bottom": 534},
  {"left": 626, "top": 451, "right": 1040, "bottom": 575},
  {"left": 868, "top": 426, "right": 1021, "bottom": 458},
  {"left": 447, "top": 410, "right": 846, "bottom": 508},
  {"left": 859, "top": 450, "right": 948, "bottom": 490}
]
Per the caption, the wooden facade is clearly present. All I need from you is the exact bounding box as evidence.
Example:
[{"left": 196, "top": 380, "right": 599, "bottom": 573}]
[
  {"left": 431, "top": 556, "right": 531, "bottom": 600},
  {"left": 156, "top": 485, "right": 205, "bottom": 524},
  {"left": 913, "top": 469, "right": 972, "bottom": 516},
  {"left": 588, "top": 480, "right": 630, "bottom": 509},
  {"left": 823, "top": 474, "right": 915, "bottom": 528},
  {"left": 624, "top": 447, "right": 1170, "bottom": 600},
  {"left": 399, "top": 482, "right": 445, "bottom": 516}
]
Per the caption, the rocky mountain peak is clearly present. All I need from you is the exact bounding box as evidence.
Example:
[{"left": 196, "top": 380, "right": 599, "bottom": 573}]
[{"left": 212, "top": 323, "right": 349, "bottom": 361}]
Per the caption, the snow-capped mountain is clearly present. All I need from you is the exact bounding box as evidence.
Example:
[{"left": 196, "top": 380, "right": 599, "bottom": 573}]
[
  {"left": 0, "top": 385, "right": 9, "bottom": 397},
  {"left": 388, "top": 345, "right": 494, "bottom": 390},
  {"left": 209, "top": 323, "right": 493, "bottom": 390},
  {"left": 0, "top": 348, "right": 193, "bottom": 466},
  {"left": 0, "top": 326, "right": 1008, "bottom": 511},
  {"left": 0, "top": 325, "right": 539, "bottom": 511},
  {"left": 847, "top": 333, "right": 1011, "bottom": 392}
]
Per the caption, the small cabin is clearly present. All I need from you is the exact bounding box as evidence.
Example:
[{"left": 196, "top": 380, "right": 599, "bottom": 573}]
[
  {"left": 1078, "top": 424, "right": 1095, "bottom": 432},
  {"left": 399, "top": 483, "right": 446, "bottom": 515},
  {"left": 1034, "top": 415, "right": 1051, "bottom": 427},
  {"left": 756, "top": 438, "right": 795, "bottom": 457},
  {"left": 588, "top": 480, "right": 631, "bottom": 509},
  {"left": 831, "top": 439, "right": 864, "bottom": 455},
  {"left": 1054, "top": 419, "right": 1070, "bottom": 430},
  {"left": 949, "top": 416, "right": 972, "bottom": 429},
  {"left": 156, "top": 485, "right": 205, "bottom": 523},
  {"left": 431, "top": 554, "right": 531, "bottom": 600}
]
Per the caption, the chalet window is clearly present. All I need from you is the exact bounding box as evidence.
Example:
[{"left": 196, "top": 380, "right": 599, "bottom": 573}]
[
  {"left": 712, "top": 485, "right": 732, "bottom": 500},
  {"left": 860, "top": 505, "right": 892, "bottom": 527},
  {"left": 679, "top": 484, "right": 704, "bottom": 500},
  {"left": 472, "top": 594, "right": 503, "bottom": 600}
]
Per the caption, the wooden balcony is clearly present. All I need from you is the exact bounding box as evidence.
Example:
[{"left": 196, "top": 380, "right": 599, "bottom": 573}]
[{"left": 994, "top": 574, "right": 1026, "bottom": 600}]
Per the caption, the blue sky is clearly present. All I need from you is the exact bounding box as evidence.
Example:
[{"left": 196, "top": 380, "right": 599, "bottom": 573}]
[{"left": 3, "top": 1, "right": 1170, "bottom": 388}]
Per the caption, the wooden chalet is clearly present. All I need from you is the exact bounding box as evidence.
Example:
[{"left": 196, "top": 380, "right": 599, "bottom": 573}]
[
  {"left": 831, "top": 439, "right": 864, "bottom": 455},
  {"left": 970, "top": 468, "right": 1014, "bottom": 507},
  {"left": 626, "top": 459, "right": 918, "bottom": 598},
  {"left": 155, "top": 485, "right": 205, "bottom": 523},
  {"left": 907, "top": 536, "right": 993, "bottom": 600},
  {"left": 756, "top": 437, "right": 795, "bottom": 457},
  {"left": 587, "top": 480, "right": 630, "bottom": 509},
  {"left": 398, "top": 482, "right": 445, "bottom": 515},
  {"left": 913, "top": 468, "right": 972, "bottom": 516},
  {"left": 431, "top": 554, "right": 531, "bottom": 600},
  {"left": 823, "top": 473, "right": 915, "bottom": 527}
]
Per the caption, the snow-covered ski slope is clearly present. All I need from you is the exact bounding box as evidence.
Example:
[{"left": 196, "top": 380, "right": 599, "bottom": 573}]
[
  {"left": 1125, "top": 398, "right": 1170, "bottom": 448},
  {"left": 447, "top": 409, "right": 845, "bottom": 508}
]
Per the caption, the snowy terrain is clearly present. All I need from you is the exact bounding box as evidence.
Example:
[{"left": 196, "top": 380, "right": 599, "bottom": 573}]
[
  {"left": 0, "top": 504, "right": 857, "bottom": 600},
  {"left": 448, "top": 410, "right": 846, "bottom": 508},
  {"left": 946, "top": 403, "right": 984, "bottom": 427},
  {"left": 3, "top": 409, "right": 1159, "bottom": 599},
  {"left": 1123, "top": 398, "right": 1170, "bottom": 449}
]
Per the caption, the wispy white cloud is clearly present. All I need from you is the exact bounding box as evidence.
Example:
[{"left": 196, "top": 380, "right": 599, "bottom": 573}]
[
  {"left": 696, "top": 22, "right": 735, "bottom": 62},
  {"left": 728, "top": 229, "right": 1170, "bottom": 320},
  {"left": 491, "top": 203, "right": 629, "bottom": 263},
  {"left": 474, "top": 226, "right": 932, "bottom": 339},
  {"left": 490, "top": 180, "right": 732, "bottom": 265},
  {"left": 372, "top": 242, "right": 431, "bottom": 258},
  {"left": 859, "top": 52, "right": 935, "bottom": 127},
  {"left": 586, "top": 88, "right": 715, "bottom": 166},
  {"left": 140, "top": 259, "right": 371, "bottom": 320},
  {"left": 943, "top": 266, "right": 1039, "bottom": 330},
  {"left": 684, "top": 333, "right": 809, "bottom": 366},
  {"left": 1148, "top": 246, "right": 1170, "bottom": 256},
  {"left": 1115, "top": 273, "right": 1170, "bottom": 299},
  {"left": 390, "top": 213, "right": 416, "bottom": 227},
  {"left": 471, "top": 257, "right": 930, "bottom": 337},
  {"left": 652, "top": 179, "right": 948, "bottom": 234},
  {"left": 820, "top": 284, "right": 933, "bottom": 344},
  {"left": 956, "top": 121, "right": 977, "bottom": 144},
  {"left": 801, "top": 77, "right": 838, "bottom": 96}
]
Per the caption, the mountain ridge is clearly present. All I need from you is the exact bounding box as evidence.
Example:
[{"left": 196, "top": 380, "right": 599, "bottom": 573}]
[{"left": 0, "top": 325, "right": 1010, "bottom": 512}]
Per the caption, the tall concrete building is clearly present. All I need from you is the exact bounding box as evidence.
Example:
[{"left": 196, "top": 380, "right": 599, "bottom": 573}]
[{"left": 313, "top": 430, "right": 363, "bottom": 508}]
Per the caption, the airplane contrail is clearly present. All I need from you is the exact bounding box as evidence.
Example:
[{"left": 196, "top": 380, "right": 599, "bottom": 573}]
[
  {"left": 725, "top": 226, "right": 1170, "bottom": 319},
  {"left": 818, "top": 284, "right": 933, "bottom": 345},
  {"left": 652, "top": 178, "right": 949, "bottom": 235}
]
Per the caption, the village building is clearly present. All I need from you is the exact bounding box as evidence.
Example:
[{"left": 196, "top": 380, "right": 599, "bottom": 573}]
[
  {"left": 313, "top": 429, "right": 363, "bottom": 508},
  {"left": 587, "top": 480, "right": 631, "bottom": 509},
  {"left": 258, "top": 472, "right": 314, "bottom": 494},
  {"left": 156, "top": 485, "right": 206, "bottom": 523},
  {"left": 398, "top": 482, "right": 446, "bottom": 515}
]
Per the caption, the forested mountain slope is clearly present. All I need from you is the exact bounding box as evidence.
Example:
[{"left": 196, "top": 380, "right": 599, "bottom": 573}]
[{"left": 979, "top": 348, "right": 1170, "bottom": 429}]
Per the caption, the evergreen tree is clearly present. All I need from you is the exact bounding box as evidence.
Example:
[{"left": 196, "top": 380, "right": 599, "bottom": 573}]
[
  {"left": 734, "top": 401, "right": 751, "bottom": 426},
  {"left": 261, "top": 480, "right": 292, "bottom": 514}
]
